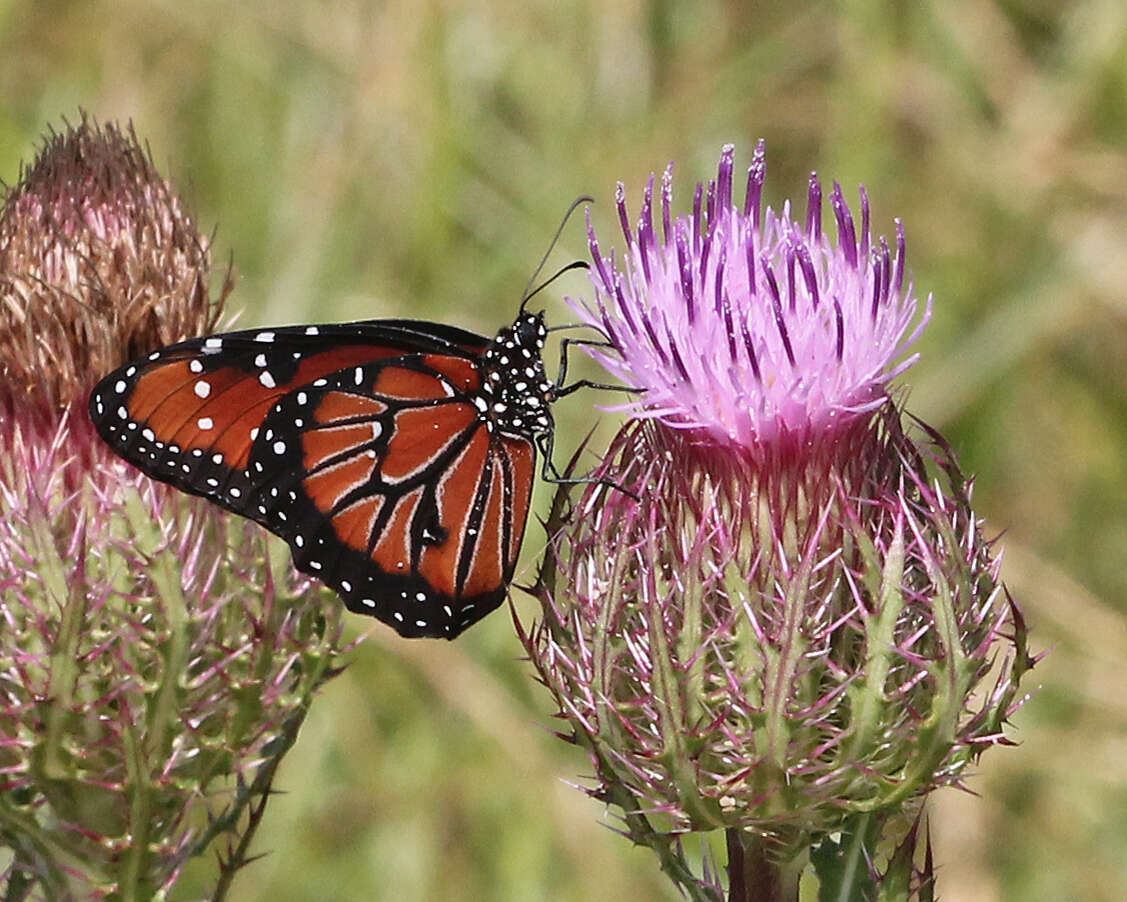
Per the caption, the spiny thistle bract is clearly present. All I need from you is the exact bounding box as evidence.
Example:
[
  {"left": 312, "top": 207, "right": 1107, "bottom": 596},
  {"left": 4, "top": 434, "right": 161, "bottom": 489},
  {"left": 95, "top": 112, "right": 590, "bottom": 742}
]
[
  {"left": 0, "top": 117, "right": 348, "bottom": 900},
  {"left": 523, "top": 145, "right": 1032, "bottom": 899}
]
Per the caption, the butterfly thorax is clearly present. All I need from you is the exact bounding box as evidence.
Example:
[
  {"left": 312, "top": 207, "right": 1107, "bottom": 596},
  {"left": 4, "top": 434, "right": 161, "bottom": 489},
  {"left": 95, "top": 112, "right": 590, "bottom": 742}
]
[{"left": 475, "top": 311, "right": 554, "bottom": 440}]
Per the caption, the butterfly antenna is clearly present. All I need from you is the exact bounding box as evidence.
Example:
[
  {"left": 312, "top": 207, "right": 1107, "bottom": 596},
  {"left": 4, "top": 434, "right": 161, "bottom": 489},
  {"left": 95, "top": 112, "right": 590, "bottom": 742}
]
[
  {"left": 520, "top": 194, "right": 594, "bottom": 312},
  {"left": 523, "top": 260, "right": 589, "bottom": 307}
]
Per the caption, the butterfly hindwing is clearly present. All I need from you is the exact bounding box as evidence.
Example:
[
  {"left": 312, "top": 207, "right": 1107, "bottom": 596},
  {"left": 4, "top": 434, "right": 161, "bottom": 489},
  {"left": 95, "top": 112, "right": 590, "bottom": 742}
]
[{"left": 246, "top": 355, "right": 536, "bottom": 638}]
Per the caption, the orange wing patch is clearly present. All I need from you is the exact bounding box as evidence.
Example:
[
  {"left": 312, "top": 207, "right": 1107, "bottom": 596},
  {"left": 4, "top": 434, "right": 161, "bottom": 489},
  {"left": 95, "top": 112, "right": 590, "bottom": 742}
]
[
  {"left": 380, "top": 403, "right": 477, "bottom": 483},
  {"left": 302, "top": 455, "right": 376, "bottom": 514},
  {"left": 372, "top": 366, "right": 452, "bottom": 401},
  {"left": 303, "top": 421, "right": 383, "bottom": 471},
  {"left": 416, "top": 426, "right": 491, "bottom": 597},
  {"left": 460, "top": 452, "right": 507, "bottom": 598},
  {"left": 500, "top": 437, "right": 536, "bottom": 569},
  {"left": 330, "top": 496, "right": 386, "bottom": 552},
  {"left": 129, "top": 362, "right": 263, "bottom": 469},
  {"left": 286, "top": 345, "right": 417, "bottom": 394},
  {"left": 371, "top": 486, "right": 425, "bottom": 576},
  {"left": 203, "top": 399, "right": 277, "bottom": 468},
  {"left": 314, "top": 392, "right": 387, "bottom": 426},
  {"left": 421, "top": 354, "right": 481, "bottom": 393}
]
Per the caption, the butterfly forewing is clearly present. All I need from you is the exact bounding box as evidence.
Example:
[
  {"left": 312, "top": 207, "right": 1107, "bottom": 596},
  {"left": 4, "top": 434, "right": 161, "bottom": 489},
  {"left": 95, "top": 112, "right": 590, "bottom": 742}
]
[
  {"left": 90, "top": 322, "right": 489, "bottom": 511},
  {"left": 89, "top": 316, "right": 544, "bottom": 639}
]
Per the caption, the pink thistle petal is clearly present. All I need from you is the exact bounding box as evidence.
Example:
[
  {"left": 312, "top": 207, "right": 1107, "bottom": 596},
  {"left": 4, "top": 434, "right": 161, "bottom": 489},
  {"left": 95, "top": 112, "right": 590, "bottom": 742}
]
[{"left": 572, "top": 144, "right": 931, "bottom": 458}]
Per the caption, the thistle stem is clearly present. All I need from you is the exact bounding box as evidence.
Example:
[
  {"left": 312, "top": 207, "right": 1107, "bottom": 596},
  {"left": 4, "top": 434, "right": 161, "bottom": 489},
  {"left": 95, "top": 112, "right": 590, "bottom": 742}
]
[
  {"left": 833, "top": 813, "right": 875, "bottom": 902},
  {"left": 208, "top": 706, "right": 309, "bottom": 902},
  {"left": 726, "top": 830, "right": 802, "bottom": 902},
  {"left": 3, "top": 856, "right": 35, "bottom": 902}
]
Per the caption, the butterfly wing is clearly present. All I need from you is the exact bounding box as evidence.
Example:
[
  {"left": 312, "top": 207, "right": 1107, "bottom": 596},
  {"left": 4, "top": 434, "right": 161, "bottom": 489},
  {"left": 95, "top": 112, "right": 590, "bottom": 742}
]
[
  {"left": 88, "top": 319, "right": 535, "bottom": 639},
  {"left": 251, "top": 354, "right": 535, "bottom": 637},
  {"left": 89, "top": 320, "right": 489, "bottom": 519}
]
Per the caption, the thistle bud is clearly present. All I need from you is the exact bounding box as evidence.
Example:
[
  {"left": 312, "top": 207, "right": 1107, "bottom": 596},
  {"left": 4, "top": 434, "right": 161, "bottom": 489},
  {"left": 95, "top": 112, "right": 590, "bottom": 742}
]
[
  {"left": 524, "top": 146, "right": 1032, "bottom": 898},
  {"left": 0, "top": 118, "right": 346, "bottom": 899}
]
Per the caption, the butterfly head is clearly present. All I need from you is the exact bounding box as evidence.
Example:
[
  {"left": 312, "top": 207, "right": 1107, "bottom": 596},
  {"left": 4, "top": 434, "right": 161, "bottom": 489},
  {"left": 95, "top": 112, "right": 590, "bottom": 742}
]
[{"left": 478, "top": 311, "right": 554, "bottom": 440}]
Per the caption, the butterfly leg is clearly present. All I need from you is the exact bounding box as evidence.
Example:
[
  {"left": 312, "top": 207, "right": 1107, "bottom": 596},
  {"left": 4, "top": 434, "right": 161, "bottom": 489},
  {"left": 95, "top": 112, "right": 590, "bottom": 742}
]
[
  {"left": 536, "top": 431, "right": 640, "bottom": 500},
  {"left": 552, "top": 337, "right": 643, "bottom": 398}
]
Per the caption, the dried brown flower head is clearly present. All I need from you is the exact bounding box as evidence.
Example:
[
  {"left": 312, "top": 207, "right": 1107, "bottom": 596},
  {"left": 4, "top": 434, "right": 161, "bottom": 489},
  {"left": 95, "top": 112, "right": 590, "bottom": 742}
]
[{"left": 0, "top": 114, "right": 225, "bottom": 415}]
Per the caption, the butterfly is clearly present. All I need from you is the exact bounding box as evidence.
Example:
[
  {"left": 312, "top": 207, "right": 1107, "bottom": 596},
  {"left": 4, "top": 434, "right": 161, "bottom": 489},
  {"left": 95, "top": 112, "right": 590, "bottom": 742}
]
[{"left": 88, "top": 305, "right": 580, "bottom": 639}]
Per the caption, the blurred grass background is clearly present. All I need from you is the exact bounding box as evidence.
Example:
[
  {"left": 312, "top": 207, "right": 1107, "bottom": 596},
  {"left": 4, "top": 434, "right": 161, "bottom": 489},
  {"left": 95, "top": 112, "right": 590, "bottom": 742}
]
[{"left": 2, "top": 0, "right": 1125, "bottom": 899}]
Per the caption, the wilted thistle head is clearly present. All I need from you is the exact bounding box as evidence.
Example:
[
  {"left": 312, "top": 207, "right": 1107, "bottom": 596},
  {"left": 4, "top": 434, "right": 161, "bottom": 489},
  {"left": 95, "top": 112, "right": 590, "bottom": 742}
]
[
  {"left": 0, "top": 118, "right": 345, "bottom": 898},
  {"left": 0, "top": 115, "right": 223, "bottom": 419},
  {"left": 525, "top": 145, "right": 1031, "bottom": 855}
]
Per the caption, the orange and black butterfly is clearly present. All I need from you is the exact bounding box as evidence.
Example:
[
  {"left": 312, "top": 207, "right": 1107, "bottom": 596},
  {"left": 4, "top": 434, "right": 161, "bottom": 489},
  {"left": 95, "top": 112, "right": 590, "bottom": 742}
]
[{"left": 89, "top": 308, "right": 579, "bottom": 639}]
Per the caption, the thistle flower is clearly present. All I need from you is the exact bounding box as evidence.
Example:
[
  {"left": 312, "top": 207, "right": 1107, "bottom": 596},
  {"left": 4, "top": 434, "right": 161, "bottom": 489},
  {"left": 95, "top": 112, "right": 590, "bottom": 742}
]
[
  {"left": 524, "top": 146, "right": 1032, "bottom": 900},
  {"left": 0, "top": 118, "right": 346, "bottom": 900},
  {"left": 575, "top": 143, "right": 929, "bottom": 457},
  {"left": 0, "top": 115, "right": 223, "bottom": 419}
]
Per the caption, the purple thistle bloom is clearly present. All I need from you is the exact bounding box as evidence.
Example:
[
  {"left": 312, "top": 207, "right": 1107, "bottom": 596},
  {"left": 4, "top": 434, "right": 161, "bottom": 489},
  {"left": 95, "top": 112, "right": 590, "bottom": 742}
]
[
  {"left": 573, "top": 143, "right": 930, "bottom": 456},
  {"left": 524, "top": 146, "right": 1032, "bottom": 899}
]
